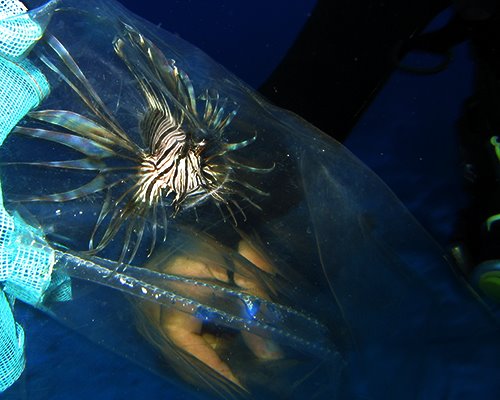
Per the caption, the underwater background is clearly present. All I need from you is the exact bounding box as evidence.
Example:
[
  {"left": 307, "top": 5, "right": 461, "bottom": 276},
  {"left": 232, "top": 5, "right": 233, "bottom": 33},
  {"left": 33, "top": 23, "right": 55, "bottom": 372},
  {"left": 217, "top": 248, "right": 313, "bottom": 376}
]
[{"left": 3, "top": 0, "right": 500, "bottom": 399}]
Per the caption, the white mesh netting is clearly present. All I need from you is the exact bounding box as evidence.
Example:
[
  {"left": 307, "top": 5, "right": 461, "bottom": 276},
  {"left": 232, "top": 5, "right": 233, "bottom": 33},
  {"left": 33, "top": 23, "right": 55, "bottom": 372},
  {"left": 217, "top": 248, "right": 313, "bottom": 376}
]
[
  {"left": 0, "top": 52, "right": 53, "bottom": 304},
  {"left": 0, "top": 0, "right": 56, "bottom": 393},
  {"left": 0, "top": 0, "right": 43, "bottom": 60},
  {"left": 0, "top": 206, "right": 15, "bottom": 282},
  {"left": 0, "top": 56, "right": 49, "bottom": 145},
  {"left": 2, "top": 212, "right": 56, "bottom": 305},
  {"left": 0, "top": 292, "right": 25, "bottom": 392}
]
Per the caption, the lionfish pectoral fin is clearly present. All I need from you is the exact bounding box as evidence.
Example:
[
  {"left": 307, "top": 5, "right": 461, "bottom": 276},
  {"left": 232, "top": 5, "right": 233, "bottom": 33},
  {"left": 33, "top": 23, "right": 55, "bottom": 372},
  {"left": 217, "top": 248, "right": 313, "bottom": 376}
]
[
  {"left": 89, "top": 180, "right": 138, "bottom": 252},
  {"left": 20, "top": 175, "right": 107, "bottom": 202},
  {"left": 224, "top": 202, "right": 238, "bottom": 227},
  {"left": 42, "top": 34, "right": 128, "bottom": 138},
  {"left": 120, "top": 216, "right": 139, "bottom": 263},
  {"left": 1, "top": 158, "right": 106, "bottom": 171},
  {"left": 119, "top": 196, "right": 151, "bottom": 263},
  {"left": 147, "top": 204, "right": 159, "bottom": 258},
  {"left": 230, "top": 199, "right": 247, "bottom": 222},
  {"left": 90, "top": 208, "right": 124, "bottom": 254},
  {"left": 236, "top": 181, "right": 270, "bottom": 197},
  {"left": 90, "top": 187, "right": 152, "bottom": 263},
  {"left": 28, "top": 110, "right": 137, "bottom": 154},
  {"left": 13, "top": 125, "right": 116, "bottom": 159},
  {"left": 89, "top": 189, "right": 114, "bottom": 251},
  {"left": 241, "top": 195, "right": 263, "bottom": 211},
  {"left": 44, "top": 34, "right": 104, "bottom": 107},
  {"left": 159, "top": 197, "right": 168, "bottom": 242},
  {"left": 226, "top": 157, "right": 275, "bottom": 174}
]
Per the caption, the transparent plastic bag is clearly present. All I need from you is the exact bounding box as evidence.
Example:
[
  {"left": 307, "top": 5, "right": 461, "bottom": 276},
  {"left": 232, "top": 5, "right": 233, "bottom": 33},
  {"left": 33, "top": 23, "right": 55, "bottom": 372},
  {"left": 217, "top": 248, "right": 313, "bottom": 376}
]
[{"left": 0, "top": 1, "right": 498, "bottom": 398}]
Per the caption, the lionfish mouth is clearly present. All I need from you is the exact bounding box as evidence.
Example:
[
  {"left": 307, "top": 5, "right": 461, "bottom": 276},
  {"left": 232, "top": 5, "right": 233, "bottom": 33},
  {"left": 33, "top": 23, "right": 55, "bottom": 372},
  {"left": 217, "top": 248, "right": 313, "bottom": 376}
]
[{"left": 8, "top": 22, "right": 273, "bottom": 263}]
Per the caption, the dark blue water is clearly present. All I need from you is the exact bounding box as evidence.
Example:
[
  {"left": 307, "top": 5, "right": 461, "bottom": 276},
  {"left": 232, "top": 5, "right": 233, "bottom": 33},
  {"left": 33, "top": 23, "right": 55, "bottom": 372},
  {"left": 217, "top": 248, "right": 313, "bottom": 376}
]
[
  {"left": 346, "top": 8, "right": 470, "bottom": 246},
  {"left": 119, "top": 0, "right": 317, "bottom": 88}
]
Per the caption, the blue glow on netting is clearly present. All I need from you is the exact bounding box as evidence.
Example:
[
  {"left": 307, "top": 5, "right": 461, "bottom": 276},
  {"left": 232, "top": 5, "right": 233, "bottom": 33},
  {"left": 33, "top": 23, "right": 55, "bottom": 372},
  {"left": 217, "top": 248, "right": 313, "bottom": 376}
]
[
  {"left": 2, "top": 211, "right": 56, "bottom": 305},
  {"left": 0, "top": 56, "right": 49, "bottom": 145},
  {"left": 0, "top": 292, "right": 25, "bottom": 392},
  {"left": 0, "top": 0, "right": 53, "bottom": 304}
]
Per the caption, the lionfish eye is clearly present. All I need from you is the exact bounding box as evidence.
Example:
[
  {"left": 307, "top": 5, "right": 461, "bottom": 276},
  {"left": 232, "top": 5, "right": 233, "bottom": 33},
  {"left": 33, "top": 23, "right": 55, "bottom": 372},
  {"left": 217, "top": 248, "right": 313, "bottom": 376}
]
[{"left": 8, "top": 25, "right": 273, "bottom": 263}]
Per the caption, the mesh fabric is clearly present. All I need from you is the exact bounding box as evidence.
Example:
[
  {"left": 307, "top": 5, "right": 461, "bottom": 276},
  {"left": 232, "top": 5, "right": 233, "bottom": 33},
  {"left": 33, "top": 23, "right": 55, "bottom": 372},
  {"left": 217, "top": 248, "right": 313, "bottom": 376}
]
[
  {"left": 0, "top": 56, "right": 53, "bottom": 305},
  {"left": 0, "top": 292, "right": 25, "bottom": 392},
  {"left": 3, "top": 212, "right": 56, "bottom": 305},
  {"left": 0, "top": 56, "right": 49, "bottom": 145},
  {"left": 0, "top": 0, "right": 55, "bottom": 393},
  {"left": 0, "top": 0, "right": 43, "bottom": 60},
  {"left": 0, "top": 1, "right": 53, "bottom": 305}
]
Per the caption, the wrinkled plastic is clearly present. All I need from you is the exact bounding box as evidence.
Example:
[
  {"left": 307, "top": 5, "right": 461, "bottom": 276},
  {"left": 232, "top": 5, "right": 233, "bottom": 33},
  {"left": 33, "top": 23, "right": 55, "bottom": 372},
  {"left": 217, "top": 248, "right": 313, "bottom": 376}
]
[{"left": 0, "top": 0, "right": 499, "bottom": 399}]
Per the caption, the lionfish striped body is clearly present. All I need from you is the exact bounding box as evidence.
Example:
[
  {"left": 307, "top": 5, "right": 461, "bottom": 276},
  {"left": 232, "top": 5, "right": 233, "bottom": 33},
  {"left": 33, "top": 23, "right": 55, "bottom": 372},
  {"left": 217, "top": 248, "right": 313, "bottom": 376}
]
[{"left": 10, "top": 23, "right": 272, "bottom": 262}]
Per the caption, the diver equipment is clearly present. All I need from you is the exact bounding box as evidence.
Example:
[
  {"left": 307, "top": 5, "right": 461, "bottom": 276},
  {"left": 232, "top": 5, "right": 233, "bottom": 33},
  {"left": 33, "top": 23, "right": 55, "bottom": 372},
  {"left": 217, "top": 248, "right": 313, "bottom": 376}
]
[
  {"left": 467, "top": 4, "right": 500, "bottom": 302},
  {"left": 447, "top": 2, "right": 500, "bottom": 302},
  {"left": 383, "top": 0, "right": 500, "bottom": 304},
  {"left": 259, "top": 0, "right": 452, "bottom": 141},
  {"left": 460, "top": 62, "right": 500, "bottom": 301}
]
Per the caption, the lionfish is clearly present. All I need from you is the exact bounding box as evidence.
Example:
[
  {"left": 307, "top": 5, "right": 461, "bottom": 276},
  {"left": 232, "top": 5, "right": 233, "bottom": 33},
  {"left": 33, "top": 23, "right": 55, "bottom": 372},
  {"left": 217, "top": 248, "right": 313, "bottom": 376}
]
[{"left": 10, "top": 22, "right": 272, "bottom": 262}]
